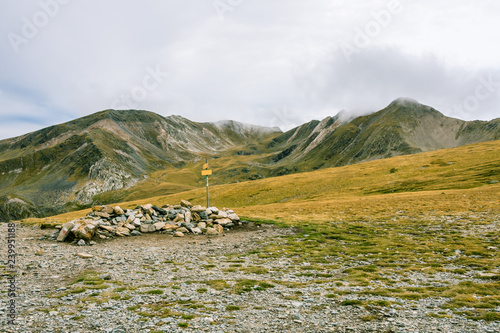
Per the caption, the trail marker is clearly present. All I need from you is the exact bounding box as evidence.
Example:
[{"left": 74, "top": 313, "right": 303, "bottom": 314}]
[{"left": 202, "top": 159, "right": 211, "bottom": 207}]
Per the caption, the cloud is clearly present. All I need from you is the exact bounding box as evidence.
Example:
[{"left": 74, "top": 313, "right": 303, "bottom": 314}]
[
  {"left": 0, "top": 0, "right": 499, "bottom": 140},
  {"left": 295, "top": 46, "right": 500, "bottom": 120}
]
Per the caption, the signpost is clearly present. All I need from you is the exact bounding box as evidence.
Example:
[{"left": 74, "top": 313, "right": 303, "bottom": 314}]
[{"left": 202, "top": 159, "right": 212, "bottom": 207}]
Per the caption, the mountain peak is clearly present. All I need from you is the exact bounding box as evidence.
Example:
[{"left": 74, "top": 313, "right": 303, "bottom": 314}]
[{"left": 389, "top": 97, "right": 420, "bottom": 107}]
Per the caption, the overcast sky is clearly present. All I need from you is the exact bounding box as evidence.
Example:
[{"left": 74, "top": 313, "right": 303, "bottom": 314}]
[{"left": 1, "top": 0, "right": 499, "bottom": 140}]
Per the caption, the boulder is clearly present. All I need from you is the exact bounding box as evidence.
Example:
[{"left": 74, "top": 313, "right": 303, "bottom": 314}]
[
  {"left": 114, "top": 206, "right": 124, "bottom": 215},
  {"left": 140, "top": 224, "right": 156, "bottom": 233},
  {"left": 72, "top": 220, "right": 97, "bottom": 240},
  {"left": 153, "top": 205, "right": 167, "bottom": 215},
  {"left": 154, "top": 222, "right": 166, "bottom": 231},
  {"left": 124, "top": 223, "right": 136, "bottom": 230},
  {"left": 174, "top": 231, "right": 184, "bottom": 237},
  {"left": 130, "top": 230, "right": 142, "bottom": 236},
  {"left": 102, "top": 205, "right": 115, "bottom": 215},
  {"left": 173, "top": 214, "right": 184, "bottom": 223},
  {"left": 215, "top": 218, "right": 232, "bottom": 226},
  {"left": 208, "top": 207, "right": 219, "bottom": 214},
  {"left": 214, "top": 224, "right": 223, "bottom": 234},
  {"left": 191, "top": 205, "right": 206, "bottom": 212},
  {"left": 162, "top": 224, "right": 179, "bottom": 231},
  {"left": 205, "top": 227, "right": 218, "bottom": 235},
  {"left": 185, "top": 211, "right": 192, "bottom": 223},
  {"left": 126, "top": 214, "right": 135, "bottom": 223},
  {"left": 191, "top": 227, "right": 202, "bottom": 235},
  {"left": 57, "top": 221, "right": 75, "bottom": 242},
  {"left": 227, "top": 213, "right": 240, "bottom": 221},
  {"left": 132, "top": 218, "right": 141, "bottom": 227},
  {"left": 180, "top": 200, "right": 192, "bottom": 208},
  {"left": 92, "top": 206, "right": 103, "bottom": 212},
  {"left": 95, "top": 212, "right": 110, "bottom": 219},
  {"left": 116, "top": 227, "right": 130, "bottom": 236},
  {"left": 177, "top": 227, "right": 189, "bottom": 233},
  {"left": 99, "top": 225, "right": 114, "bottom": 233}
]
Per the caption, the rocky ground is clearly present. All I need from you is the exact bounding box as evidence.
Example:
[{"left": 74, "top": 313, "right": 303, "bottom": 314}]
[{"left": 1, "top": 222, "right": 499, "bottom": 333}]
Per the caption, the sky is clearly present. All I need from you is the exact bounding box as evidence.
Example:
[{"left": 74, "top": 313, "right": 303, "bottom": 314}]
[{"left": 0, "top": 0, "right": 499, "bottom": 140}]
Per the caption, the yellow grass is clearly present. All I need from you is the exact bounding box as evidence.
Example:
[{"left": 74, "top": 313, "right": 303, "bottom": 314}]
[{"left": 25, "top": 140, "right": 500, "bottom": 224}]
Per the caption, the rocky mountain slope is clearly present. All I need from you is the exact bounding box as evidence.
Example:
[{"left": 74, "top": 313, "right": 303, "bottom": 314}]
[
  {"left": 0, "top": 110, "right": 280, "bottom": 220},
  {"left": 265, "top": 98, "right": 500, "bottom": 175}
]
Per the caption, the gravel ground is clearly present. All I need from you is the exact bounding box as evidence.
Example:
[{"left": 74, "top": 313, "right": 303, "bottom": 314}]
[{"left": 1, "top": 222, "right": 499, "bottom": 333}]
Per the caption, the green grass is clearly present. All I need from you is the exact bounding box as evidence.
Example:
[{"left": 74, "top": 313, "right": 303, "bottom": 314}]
[{"left": 225, "top": 305, "right": 241, "bottom": 311}]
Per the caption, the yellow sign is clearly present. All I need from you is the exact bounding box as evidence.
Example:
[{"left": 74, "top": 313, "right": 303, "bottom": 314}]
[
  {"left": 202, "top": 170, "right": 212, "bottom": 176},
  {"left": 203, "top": 163, "right": 209, "bottom": 169}
]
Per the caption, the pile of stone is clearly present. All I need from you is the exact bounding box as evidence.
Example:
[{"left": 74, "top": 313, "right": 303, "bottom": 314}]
[{"left": 55, "top": 200, "right": 242, "bottom": 244}]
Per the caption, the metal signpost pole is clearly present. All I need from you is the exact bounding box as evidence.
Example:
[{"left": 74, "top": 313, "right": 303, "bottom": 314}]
[
  {"left": 206, "top": 160, "right": 209, "bottom": 208},
  {"left": 202, "top": 159, "right": 212, "bottom": 208}
]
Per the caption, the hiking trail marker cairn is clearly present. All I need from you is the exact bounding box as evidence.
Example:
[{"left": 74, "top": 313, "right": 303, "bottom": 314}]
[{"left": 201, "top": 159, "right": 212, "bottom": 208}]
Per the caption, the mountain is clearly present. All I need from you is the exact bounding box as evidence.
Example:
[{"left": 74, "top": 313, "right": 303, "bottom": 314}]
[
  {"left": 265, "top": 98, "right": 500, "bottom": 175},
  {"left": 1, "top": 99, "right": 499, "bottom": 221},
  {"left": 0, "top": 110, "right": 280, "bottom": 220}
]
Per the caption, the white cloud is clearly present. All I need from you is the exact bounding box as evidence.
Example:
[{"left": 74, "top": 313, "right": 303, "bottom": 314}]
[{"left": 0, "top": 0, "right": 499, "bottom": 140}]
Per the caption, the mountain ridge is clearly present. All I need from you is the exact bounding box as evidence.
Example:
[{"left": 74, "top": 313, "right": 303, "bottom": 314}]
[{"left": 1, "top": 99, "right": 499, "bottom": 221}]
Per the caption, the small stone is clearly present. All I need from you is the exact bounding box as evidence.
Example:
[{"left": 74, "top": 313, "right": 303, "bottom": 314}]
[
  {"left": 191, "top": 227, "right": 202, "bottom": 235},
  {"left": 130, "top": 230, "right": 142, "bottom": 236},
  {"left": 77, "top": 253, "right": 93, "bottom": 258},
  {"left": 174, "top": 231, "right": 185, "bottom": 237},
  {"left": 132, "top": 218, "right": 142, "bottom": 227},
  {"left": 124, "top": 223, "right": 135, "bottom": 230},
  {"left": 77, "top": 239, "right": 86, "bottom": 246},
  {"left": 92, "top": 206, "right": 103, "bottom": 212},
  {"left": 89, "top": 241, "right": 97, "bottom": 245},
  {"left": 35, "top": 249, "right": 44, "bottom": 256},
  {"left": 180, "top": 200, "right": 192, "bottom": 208}
]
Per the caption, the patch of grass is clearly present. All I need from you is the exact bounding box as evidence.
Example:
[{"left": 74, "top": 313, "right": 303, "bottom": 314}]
[
  {"left": 232, "top": 279, "right": 275, "bottom": 294},
  {"left": 341, "top": 300, "right": 364, "bottom": 306},
  {"left": 196, "top": 288, "right": 208, "bottom": 293},
  {"left": 205, "top": 280, "right": 230, "bottom": 290},
  {"left": 240, "top": 266, "right": 268, "bottom": 274},
  {"left": 146, "top": 289, "right": 164, "bottom": 295},
  {"left": 226, "top": 305, "right": 241, "bottom": 311},
  {"left": 178, "top": 322, "right": 189, "bottom": 328}
]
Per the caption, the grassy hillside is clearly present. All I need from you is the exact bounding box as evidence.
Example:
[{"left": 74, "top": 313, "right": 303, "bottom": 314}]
[{"left": 32, "top": 139, "right": 500, "bottom": 224}]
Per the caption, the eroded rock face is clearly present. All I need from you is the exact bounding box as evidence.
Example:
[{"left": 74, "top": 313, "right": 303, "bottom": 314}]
[{"left": 55, "top": 200, "right": 244, "bottom": 244}]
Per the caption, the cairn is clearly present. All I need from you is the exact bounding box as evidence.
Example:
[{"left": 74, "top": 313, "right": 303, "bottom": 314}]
[{"left": 55, "top": 200, "right": 242, "bottom": 244}]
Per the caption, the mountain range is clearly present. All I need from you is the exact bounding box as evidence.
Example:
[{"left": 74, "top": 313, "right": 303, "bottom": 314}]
[{"left": 0, "top": 98, "right": 498, "bottom": 220}]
